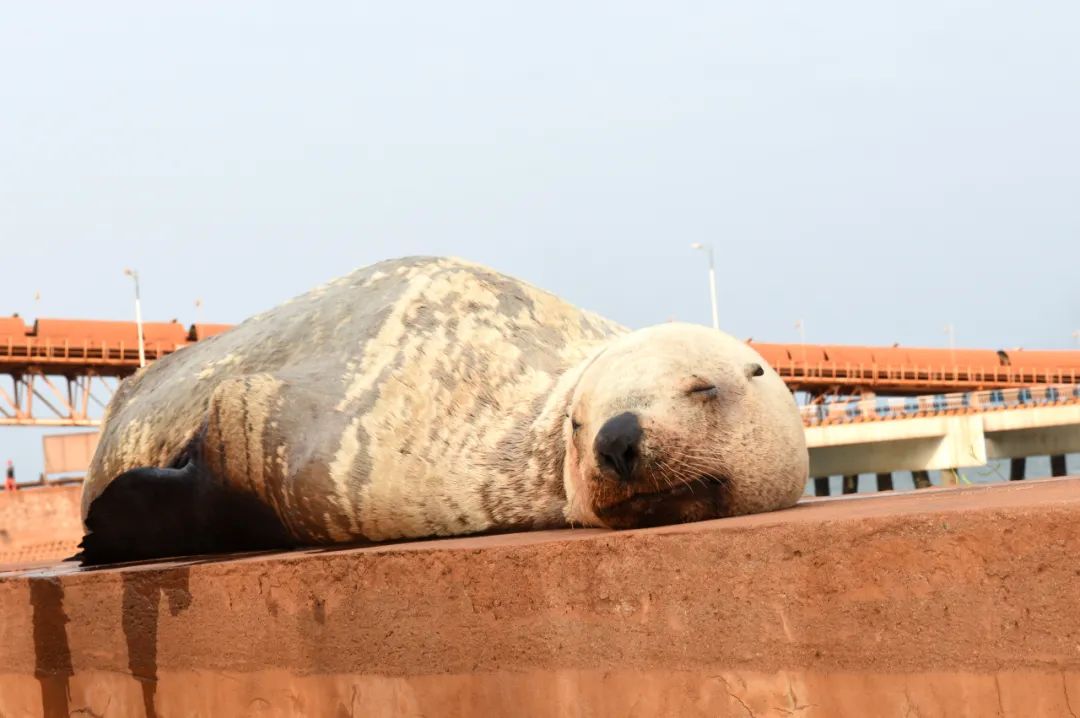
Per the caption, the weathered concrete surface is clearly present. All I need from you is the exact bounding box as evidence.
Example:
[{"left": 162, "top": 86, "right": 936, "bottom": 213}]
[
  {"left": 2, "top": 478, "right": 1080, "bottom": 717},
  {"left": 0, "top": 486, "right": 82, "bottom": 568}
]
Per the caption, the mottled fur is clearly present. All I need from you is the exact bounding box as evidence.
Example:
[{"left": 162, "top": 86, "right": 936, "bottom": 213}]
[{"left": 83, "top": 257, "right": 807, "bottom": 548}]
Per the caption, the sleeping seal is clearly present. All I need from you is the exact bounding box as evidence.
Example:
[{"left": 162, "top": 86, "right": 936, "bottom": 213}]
[{"left": 76, "top": 257, "right": 807, "bottom": 564}]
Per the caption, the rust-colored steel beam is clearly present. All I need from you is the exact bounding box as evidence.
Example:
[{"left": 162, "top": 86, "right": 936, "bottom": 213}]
[
  {"left": 0, "top": 317, "right": 222, "bottom": 426},
  {"left": 753, "top": 343, "right": 1079, "bottom": 396},
  {"left": 0, "top": 372, "right": 118, "bottom": 427},
  {"left": 0, "top": 317, "right": 229, "bottom": 379},
  {"left": 1, "top": 317, "right": 1079, "bottom": 421}
]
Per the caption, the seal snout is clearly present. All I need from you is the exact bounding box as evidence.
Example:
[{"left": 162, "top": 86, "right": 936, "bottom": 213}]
[{"left": 594, "top": 411, "right": 643, "bottom": 482}]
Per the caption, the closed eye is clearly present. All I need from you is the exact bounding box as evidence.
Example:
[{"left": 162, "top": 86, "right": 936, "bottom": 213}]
[{"left": 688, "top": 384, "right": 718, "bottom": 398}]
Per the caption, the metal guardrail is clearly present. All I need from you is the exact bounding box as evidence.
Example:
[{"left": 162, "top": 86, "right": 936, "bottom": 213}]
[
  {"left": 0, "top": 339, "right": 184, "bottom": 370},
  {"left": 774, "top": 362, "right": 1079, "bottom": 391},
  {"left": 801, "top": 385, "right": 1080, "bottom": 427}
]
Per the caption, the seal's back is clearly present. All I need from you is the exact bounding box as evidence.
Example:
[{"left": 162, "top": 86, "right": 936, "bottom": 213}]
[{"left": 78, "top": 256, "right": 622, "bottom": 563}]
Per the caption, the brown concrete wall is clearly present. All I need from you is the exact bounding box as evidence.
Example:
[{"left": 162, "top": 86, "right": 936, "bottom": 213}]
[
  {"left": 1, "top": 478, "right": 1080, "bottom": 717},
  {"left": 0, "top": 485, "right": 82, "bottom": 567}
]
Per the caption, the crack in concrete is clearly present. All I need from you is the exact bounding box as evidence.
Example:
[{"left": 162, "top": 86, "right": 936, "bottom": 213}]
[
  {"left": 714, "top": 676, "right": 756, "bottom": 718},
  {"left": 774, "top": 675, "right": 816, "bottom": 715},
  {"left": 1064, "top": 673, "right": 1079, "bottom": 718}
]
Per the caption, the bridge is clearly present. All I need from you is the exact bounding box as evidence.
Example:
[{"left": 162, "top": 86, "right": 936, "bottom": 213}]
[
  {"left": 0, "top": 317, "right": 228, "bottom": 426},
  {"left": 804, "top": 385, "right": 1080, "bottom": 494},
  {"left": 4, "top": 316, "right": 1078, "bottom": 427},
  {"left": 752, "top": 342, "right": 1079, "bottom": 396}
]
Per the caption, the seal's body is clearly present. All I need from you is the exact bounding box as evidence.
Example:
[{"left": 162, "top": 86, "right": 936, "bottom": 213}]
[{"left": 78, "top": 257, "right": 807, "bottom": 564}]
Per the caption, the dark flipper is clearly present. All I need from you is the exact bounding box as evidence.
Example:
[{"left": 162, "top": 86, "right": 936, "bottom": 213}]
[{"left": 73, "top": 461, "right": 293, "bottom": 565}]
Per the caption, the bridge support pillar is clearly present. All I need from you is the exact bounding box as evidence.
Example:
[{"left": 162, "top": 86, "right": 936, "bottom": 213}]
[
  {"left": 876, "top": 472, "right": 894, "bottom": 491},
  {"left": 912, "top": 470, "right": 932, "bottom": 489},
  {"left": 1010, "top": 458, "right": 1026, "bottom": 481},
  {"left": 813, "top": 477, "right": 830, "bottom": 497},
  {"left": 842, "top": 475, "right": 859, "bottom": 494},
  {"left": 940, "top": 468, "right": 960, "bottom": 487},
  {"left": 1051, "top": 454, "right": 1068, "bottom": 477}
]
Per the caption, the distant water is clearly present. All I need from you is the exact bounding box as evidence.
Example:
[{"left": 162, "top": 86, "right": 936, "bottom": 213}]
[{"left": 807, "top": 454, "right": 1078, "bottom": 495}]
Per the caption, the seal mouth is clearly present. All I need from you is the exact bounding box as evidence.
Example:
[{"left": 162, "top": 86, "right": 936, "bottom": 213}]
[{"left": 593, "top": 474, "right": 730, "bottom": 530}]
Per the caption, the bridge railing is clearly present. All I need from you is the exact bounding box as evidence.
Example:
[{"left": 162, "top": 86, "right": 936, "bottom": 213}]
[
  {"left": 801, "top": 385, "right": 1080, "bottom": 427},
  {"left": 773, "top": 362, "right": 1079, "bottom": 390},
  {"left": 0, "top": 338, "right": 187, "bottom": 369}
]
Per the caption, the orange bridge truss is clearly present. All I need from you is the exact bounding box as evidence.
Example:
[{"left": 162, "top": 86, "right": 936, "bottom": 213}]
[{"left": 1, "top": 316, "right": 1077, "bottom": 426}]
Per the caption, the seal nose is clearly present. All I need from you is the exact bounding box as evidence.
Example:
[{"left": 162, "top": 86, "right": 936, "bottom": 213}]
[{"left": 594, "top": 412, "right": 643, "bottom": 481}]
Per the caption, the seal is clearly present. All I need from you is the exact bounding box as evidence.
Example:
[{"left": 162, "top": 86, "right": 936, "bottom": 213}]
[{"left": 76, "top": 257, "right": 808, "bottom": 564}]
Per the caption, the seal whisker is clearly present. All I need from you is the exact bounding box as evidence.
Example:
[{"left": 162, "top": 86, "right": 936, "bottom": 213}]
[
  {"left": 662, "top": 459, "right": 702, "bottom": 493},
  {"left": 663, "top": 455, "right": 720, "bottom": 493},
  {"left": 662, "top": 461, "right": 686, "bottom": 491},
  {"left": 658, "top": 456, "right": 699, "bottom": 487},
  {"left": 669, "top": 452, "right": 731, "bottom": 477},
  {"left": 680, "top": 450, "right": 738, "bottom": 471},
  {"left": 679, "top": 449, "right": 731, "bottom": 462},
  {"left": 652, "top": 459, "right": 679, "bottom": 491},
  {"left": 664, "top": 453, "right": 711, "bottom": 477}
]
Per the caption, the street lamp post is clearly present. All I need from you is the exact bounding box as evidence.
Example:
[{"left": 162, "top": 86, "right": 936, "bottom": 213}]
[
  {"left": 690, "top": 243, "right": 719, "bottom": 330},
  {"left": 945, "top": 323, "right": 956, "bottom": 366},
  {"left": 124, "top": 268, "right": 146, "bottom": 368}
]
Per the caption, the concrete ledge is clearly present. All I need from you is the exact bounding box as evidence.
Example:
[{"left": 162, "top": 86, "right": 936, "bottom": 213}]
[{"left": 2, "top": 478, "right": 1080, "bottom": 717}]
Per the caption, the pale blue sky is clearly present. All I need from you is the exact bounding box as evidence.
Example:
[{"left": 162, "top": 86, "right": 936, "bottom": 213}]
[{"left": 1, "top": 2, "right": 1078, "bottom": 480}]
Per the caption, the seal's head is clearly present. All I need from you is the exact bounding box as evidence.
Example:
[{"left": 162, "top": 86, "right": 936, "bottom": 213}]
[{"left": 564, "top": 323, "right": 807, "bottom": 529}]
